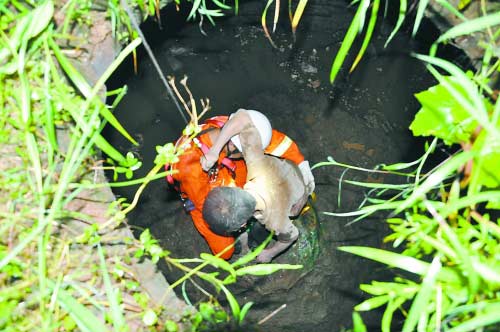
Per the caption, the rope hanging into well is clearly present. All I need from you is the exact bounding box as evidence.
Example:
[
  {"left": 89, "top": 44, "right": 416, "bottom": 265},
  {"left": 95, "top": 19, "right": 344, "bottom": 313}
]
[{"left": 120, "top": 0, "right": 188, "bottom": 124}]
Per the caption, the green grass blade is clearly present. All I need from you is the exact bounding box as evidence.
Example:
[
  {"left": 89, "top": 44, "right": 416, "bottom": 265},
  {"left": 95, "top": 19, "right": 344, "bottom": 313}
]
[
  {"left": 235, "top": 263, "right": 302, "bottom": 276},
  {"left": 350, "top": 0, "right": 379, "bottom": 72},
  {"left": 81, "top": 37, "right": 142, "bottom": 144},
  {"left": 402, "top": 256, "right": 441, "bottom": 332},
  {"left": 384, "top": 0, "right": 406, "bottom": 47},
  {"left": 72, "top": 171, "right": 169, "bottom": 189},
  {"left": 412, "top": 0, "right": 429, "bottom": 36},
  {"left": 212, "top": 0, "right": 231, "bottom": 10},
  {"left": 200, "top": 253, "right": 237, "bottom": 278},
  {"left": 352, "top": 311, "right": 367, "bottom": 332},
  {"left": 188, "top": 0, "right": 202, "bottom": 20},
  {"left": 355, "top": 295, "right": 390, "bottom": 311},
  {"left": 46, "top": 37, "right": 91, "bottom": 96},
  {"left": 338, "top": 246, "right": 461, "bottom": 283},
  {"left": 219, "top": 283, "right": 240, "bottom": 320},
  {"left": 47, "top": 37, "right": 138, "bottom": 146},
  {"left": 324, "top": 200, "right": 403, "bottom": 217},
  {"left": 381, "top": 297, "right": 407, "bottom": 332},
  {"left": 231, "top": 232, "right": 273, "bottom": 268},
  {"left": 437, "top": 11, "right": 500, "bottom": 44},
  {"left": 239, "top": 301, "right": 254, "bottom": 323},
  {"left": 97, "top": 243, "right": 126, "bottom": 331},
  {"left": 438, "top": 191, "right": 500, "bottom": 218},
  {"left": 448, "top": 303, "right": 500, "bottom": 332},
  {"left": 24, "top": 0, "right": 54, "bottom": 40},
  {"left": 330, "top": 0, "right": 370, "bottom": 84},
  {"left": 291, "top": 0, "right": 308, "bottom": 36},
  {"left": 261, "top": 0, "right": 277, "bottom": 48},
  {"left": 43, "top": 42, "right": 57, "bottom": 153},
  {"left": 435, "top": 0, "right": 467, "bottom": 21},
  {"left": 395, "top": 151, "right": 473, "bottom": 213},
  {"left": 382, "top": 158, "right": 422, "bottom": 171},
  {"left": 48, "top": 280, "right": 110, "bottom": 332},
  {"left": 343, "top": 179, "right": 409, "bottom": 190}
]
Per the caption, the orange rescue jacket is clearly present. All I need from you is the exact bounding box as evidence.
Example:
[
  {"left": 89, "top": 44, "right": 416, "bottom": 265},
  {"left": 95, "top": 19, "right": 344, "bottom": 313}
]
[{"left": 167, "top": 115, "right": 304, "bottom": 259}]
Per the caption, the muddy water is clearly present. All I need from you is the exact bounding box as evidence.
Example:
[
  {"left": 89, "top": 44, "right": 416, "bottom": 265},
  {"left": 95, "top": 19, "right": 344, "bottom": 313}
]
[{"left": 105, "top": 1, "right": 437, "bottom": 331}]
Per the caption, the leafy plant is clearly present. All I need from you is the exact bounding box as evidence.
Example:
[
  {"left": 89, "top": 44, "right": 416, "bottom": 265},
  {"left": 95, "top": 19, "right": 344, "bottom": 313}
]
[{"left": 315, "top": 1, "right": 500, "bottom": 331}]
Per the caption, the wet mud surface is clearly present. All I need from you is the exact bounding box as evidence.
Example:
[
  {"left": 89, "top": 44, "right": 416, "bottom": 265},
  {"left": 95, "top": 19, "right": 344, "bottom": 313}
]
[{"left": 105, "top": 1, "right": 436, "bottom": 330}]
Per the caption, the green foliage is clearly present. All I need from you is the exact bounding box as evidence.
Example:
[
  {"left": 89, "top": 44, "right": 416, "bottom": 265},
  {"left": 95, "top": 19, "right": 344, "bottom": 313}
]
[
  {"left": 410, "top": 76, "right": 481, "bottom": 145},
  {"left": 0, "top": 0, "right": 254, "bottom": 331},
  {"left": 135, "top": 229, "right": 169, "bottom": 263},
  {"left": 317, "top": 1, "right": 500, "bottom": 330}
]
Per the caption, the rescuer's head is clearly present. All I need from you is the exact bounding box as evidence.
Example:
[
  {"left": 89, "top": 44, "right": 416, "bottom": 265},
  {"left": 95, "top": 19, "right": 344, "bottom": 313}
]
[{"left": 202, "top": 186, "right": 256, "bottom": 236}]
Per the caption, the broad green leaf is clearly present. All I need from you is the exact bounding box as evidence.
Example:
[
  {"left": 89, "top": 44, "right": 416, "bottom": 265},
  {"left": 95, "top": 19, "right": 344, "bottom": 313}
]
[
  {"left": 143, "top": 309, "right": 158, "bottom": 326},
  {"left": 235, "top": 263, "right": 302, "bottom": 276},
  {"left": 338, "top": 246, "right": 461, "bottom": 283},
  {"left": 410, "top": 77, "right": 478, "bottom": 145},
  {"left": 414, "top": 55, "right": 491, "bottom": 131},
  {"left": 486, "top": 200, "right": 500, "bottom": 209}
]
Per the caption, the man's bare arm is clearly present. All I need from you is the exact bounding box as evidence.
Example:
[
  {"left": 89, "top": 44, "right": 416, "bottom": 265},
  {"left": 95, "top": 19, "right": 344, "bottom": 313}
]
[{"left": 201, "top": 109, "right": 251, "bottom": 171}]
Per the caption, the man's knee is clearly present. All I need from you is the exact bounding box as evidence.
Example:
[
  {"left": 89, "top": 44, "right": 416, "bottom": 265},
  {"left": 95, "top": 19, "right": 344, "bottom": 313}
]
[{"left": 277, "top": 226, "right": 299, "bottom": 243}]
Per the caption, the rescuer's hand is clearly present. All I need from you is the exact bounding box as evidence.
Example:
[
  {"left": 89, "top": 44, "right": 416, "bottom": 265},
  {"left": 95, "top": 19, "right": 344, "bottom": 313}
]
[
  {"left": 200, "top": 151, "right": 218, "bottom": 172},
  {"left": 299, "top": 160, "right": 315, "bottom": 195}
]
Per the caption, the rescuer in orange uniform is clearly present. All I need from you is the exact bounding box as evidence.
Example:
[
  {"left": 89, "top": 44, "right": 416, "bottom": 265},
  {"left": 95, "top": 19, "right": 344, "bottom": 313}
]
[{"left": 166, "top": 110, "right": 315, "bottom": 260}]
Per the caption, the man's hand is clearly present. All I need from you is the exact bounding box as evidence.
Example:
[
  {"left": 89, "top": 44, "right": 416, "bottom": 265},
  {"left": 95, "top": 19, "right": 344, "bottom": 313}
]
[
  {"left": 298, "top": 160, "right": 315, "bottom": 195},
  {"left": 200, "top": 151, "right": 219, "bottom": 171}
]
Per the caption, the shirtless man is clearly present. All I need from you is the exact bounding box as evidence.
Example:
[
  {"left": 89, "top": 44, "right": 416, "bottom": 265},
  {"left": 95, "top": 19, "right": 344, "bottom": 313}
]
[{"left": 201, "top": 109, "right": 309, "bottom": 263}]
